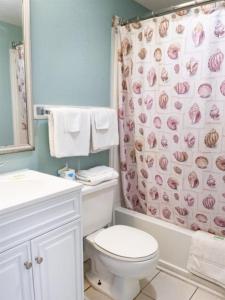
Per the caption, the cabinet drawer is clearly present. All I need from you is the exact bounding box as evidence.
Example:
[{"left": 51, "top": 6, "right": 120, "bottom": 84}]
[{"left": 0, "top": 191, "right": 81, "bottom": 253}]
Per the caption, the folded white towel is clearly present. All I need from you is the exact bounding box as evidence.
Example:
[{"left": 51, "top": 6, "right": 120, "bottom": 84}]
[
  {"left": 48, "top": 108, "right": 90, "bottom": 158},
  {"left": 187, "top": 231, "right": 225, "bottom": 288},
  {"left": 91, "top": 108, "right": 119, "bottom": 152},
  {"left": 64, "top": 112, "right": 80, "bottom": 133},
  {"left": 77, "top": 166, "right": 118, "bottom": 185},
  {"left": 94, "top": 111, "right": 110, "bottom": 130}
]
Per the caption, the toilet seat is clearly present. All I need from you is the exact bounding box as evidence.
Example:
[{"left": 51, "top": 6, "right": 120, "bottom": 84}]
[{"left": 94, "top": 225, "right": 158, "bottom": 262}]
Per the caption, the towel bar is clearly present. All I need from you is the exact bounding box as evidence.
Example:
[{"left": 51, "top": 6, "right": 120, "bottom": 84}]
[{"left": 33, "top": 105, "right": 110, "bottom": 120}]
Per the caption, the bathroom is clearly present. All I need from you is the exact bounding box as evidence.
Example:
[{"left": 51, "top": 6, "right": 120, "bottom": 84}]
[{"left": 0, "top": 0, "right": 225, "bottom": 299}]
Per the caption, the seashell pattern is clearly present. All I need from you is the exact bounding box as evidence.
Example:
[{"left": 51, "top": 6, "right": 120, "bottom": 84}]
[
  {"left": 159, "top": 92, "right": 169, "bottom": 109},
  {"left": 161, "top": 67, "right": 168, "bottom": 82},
  {"left": 174, "top": 82, "right": 190, "bottom": 94},
  {"left": 195, "top": 156, "right": 208, "bottom": 169},
  {"left": 196, "top": 213, "right": 208, "bottom": 223},
  {"left": 201, "top": 4, "right": 216, "bottom": 14},
  {"left": 175, "top": 207, "right": 188, "bottom": 216},
  {"left": 138, "top": 48, "right": 147, "bottom": 60},
  {"left": 184, "top": 133, "right": 196, "bottom": 148},
  {"left": 138, "top": 113, "right": 147, "bottom": 124},
  {"left": 147, "top": 68, "right": 157, "bottom": 87},
  {"left": 161, "top": 135, "right": 168, "bottom": 148},
  {"left": 159, "top": 18, "right": 169, "bottom": 37},
  {"left": 144, "top": 26, "right": 153, "bottom": 42},
  {"left": 147, "top": 132, "right": 157, "bottom": 148},
  {"left": 154, "top": 48, "right": 162, "bottom": 62},
  {"left": 189, "top": 103, "right": 201, "bottom": 124},
  {"left": 198, "top": 83, "right": 212, "bottom": 98},
  {"left": 167, "top": 117, "right": 178, "bottom": 130},
  {"left": 153, "top": 116, "right": 162, "bottom": 129},
  {"left": 173, "top": 151, "right": 188, "bottom": 162},
  {"left": 214, "top": 217, "right": 225, "bottom": 227},
  {"left": 176, "top": 24, "right": 185, "bottom": 34},
  {"left": 167, "top": 44, "right": 180, "bottom": 59},
  {"left": 188, "top": 171, "right": 199, "bottom": 188},
  {"left": 184, "top": 194, "right": 195, "bottom": 207},
  {"left": 207, "top": 175, "right": 216, "bottom": 188},
  {"left": 186, "top": 58, "right": 198, "bottom": 75},
  {"left": 159, "top": 156, "right": 168, "bottom": 171},
  {"left": 216, "top": 156, "right": 225, "bottom": 171},
  {"left": 118, "top": 6, "right": 225, "bottom": 236},
  {"left": 214, "top": 20, "right": 225, "bottom": 38},
  {"left": 174, "top": 64, "right": 180, "bottom": 74},
  {"left": 192, "top": 23, "right": 205, "bottom": 47},
  {"left": 162, "top": 208, "right": 171, "bottom": 219},
  {"left": 203, "top": 195, "right": 216, "bottom": 209},
  {"left": 208, "top": 49, "right": 224, "bottom": 72},
  {"left": 149, "top": 187, "right": 159, "bottom": 200},
  {"left": 204, "top": 129, "right": 219, "bottom": 148},
  {"left": 210, "top": 105, "right": 220, "bottom": 120},
  {"left": 167, "top": 178, "right": 179, "bottom": 190},
  {"left": 220, "top": 80, "right": 225, "bottom": 96},
  {"left": 144, "top": 95, "right": 153, "bottom": 110},
  {"left": 132, "top": 81, "right": 142, "bottom": 94}
]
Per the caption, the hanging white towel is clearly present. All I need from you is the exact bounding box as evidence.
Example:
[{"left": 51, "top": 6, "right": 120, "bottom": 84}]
[
  {"left": 48, "top": 108, "right": 90, "bottom": 158},
  {"left": 187, "top": 230, "right": 225, "bottom": 288},
  {"left": 76, "top": 165, "right": 118, "bottom": 185},
  {"left": 91, "top": 108, "right": 119, "bottom": 152}
]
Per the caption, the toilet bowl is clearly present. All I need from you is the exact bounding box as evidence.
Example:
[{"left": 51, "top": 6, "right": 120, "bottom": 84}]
[{"left": 85, "top": 225, "right": 159, "bottom": 300}]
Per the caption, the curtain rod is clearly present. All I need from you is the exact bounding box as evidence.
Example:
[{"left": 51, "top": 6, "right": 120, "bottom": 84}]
[{"left": 119, "top": 0, "right": 224, "bottom": 26}]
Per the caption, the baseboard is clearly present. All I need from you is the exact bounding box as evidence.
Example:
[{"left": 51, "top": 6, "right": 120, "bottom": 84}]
[{"left": 157, "top": 259, "right": 225, "bottom": 298}]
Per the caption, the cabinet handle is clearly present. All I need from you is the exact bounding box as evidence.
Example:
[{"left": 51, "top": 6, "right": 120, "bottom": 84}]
[
  {"left": 24, "top": 261, "right": 32, "bottom": 270},
  {"left": 35, "top": 257, "right": 43, "bottom": 264}
]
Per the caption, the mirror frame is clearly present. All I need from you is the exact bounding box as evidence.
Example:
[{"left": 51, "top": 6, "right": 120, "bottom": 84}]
[{"left": 0, "top": 0, "right": 34, "bottom": 155}]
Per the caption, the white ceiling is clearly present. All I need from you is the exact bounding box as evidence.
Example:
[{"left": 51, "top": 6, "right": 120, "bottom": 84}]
[
  {"left": 134, "top": 0, "right": 192, "bottom": 11},
  {"left": 0, "top": 0, "right": 22, "bottom": 26}
]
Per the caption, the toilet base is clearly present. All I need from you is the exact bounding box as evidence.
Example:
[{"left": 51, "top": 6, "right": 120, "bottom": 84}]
[{"left": 86, "top": 270, "right": 140, "bottom": 300}]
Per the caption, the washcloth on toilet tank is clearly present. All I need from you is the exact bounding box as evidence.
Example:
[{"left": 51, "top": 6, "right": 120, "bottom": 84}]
[{"left": 77, "top": 165, "right": 118, "bottom": 185}]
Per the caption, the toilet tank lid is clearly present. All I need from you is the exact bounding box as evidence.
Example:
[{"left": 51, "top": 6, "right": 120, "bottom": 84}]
[
  {"left": 81, "top": 179, "right": 118, "bottom": 196},
  {"left": 95, "top": 225, "right": 158, "bottom": 259}
]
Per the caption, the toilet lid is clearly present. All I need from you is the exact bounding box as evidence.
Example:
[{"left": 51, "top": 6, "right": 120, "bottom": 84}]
[{"left": 94, "top": 225, "right": 158, "bottom": 259}]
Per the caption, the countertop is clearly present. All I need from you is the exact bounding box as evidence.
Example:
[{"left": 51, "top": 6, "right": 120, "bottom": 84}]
[{"left": 0, "top": 169, "right": 82, "bottom": 214}]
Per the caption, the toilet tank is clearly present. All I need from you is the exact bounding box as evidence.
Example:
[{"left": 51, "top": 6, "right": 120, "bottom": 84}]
[{"left": 82, "top": 179, "right": 118, "bottom": 237}]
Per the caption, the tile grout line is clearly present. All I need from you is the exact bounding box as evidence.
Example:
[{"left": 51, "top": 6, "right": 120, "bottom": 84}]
[
  {"left": 140, "top": 270, "right": 161, "bottom": 291},
  {"left": 141, "top": 271, "right": 162, "bottom": 300},
  {"left": 189, "top": 287, "right": 198, "bottom": 300}
]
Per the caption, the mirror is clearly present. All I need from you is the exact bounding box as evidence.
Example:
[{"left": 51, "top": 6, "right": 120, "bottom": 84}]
[{"left": 0, "top": 0, "right": 34, "bottom": 154}]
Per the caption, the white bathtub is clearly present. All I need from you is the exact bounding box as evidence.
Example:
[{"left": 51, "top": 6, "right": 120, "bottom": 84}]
[{"left": 115, "top": 206, "right": 225, "bottom": 297}]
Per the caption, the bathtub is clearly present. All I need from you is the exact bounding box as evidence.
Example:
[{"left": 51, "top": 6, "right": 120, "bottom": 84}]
[{"left": 114, "top": 206, "right": 225, "bottom": 297}]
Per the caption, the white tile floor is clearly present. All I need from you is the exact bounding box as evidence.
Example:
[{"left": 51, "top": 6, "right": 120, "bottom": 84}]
[{"left": 84, "top": 268, "right": 225, "bottom": 300}]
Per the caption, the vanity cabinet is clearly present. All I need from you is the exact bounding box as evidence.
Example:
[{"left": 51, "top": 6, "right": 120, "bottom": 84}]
[
  {"left": 32, "top": 220, "right": 82, "bottom": 300},
  {"left": 0, "top": 242, "right": 34, "bottom": 300},
  {"left": 0, "top": 170, "right": 83, "bottom": 300}
]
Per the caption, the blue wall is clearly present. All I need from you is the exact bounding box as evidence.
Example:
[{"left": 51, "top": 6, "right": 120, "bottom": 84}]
[
  {"left": 0, "top": 21, "right": 22, "bottom": 146},
  {"left": 0, "top": 0, "right": 147, "bottom": 175}
]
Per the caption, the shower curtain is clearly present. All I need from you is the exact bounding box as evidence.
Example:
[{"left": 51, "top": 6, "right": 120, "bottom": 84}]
[
  {"left": 116, "top": 2, "right": 225, "bottom": 236},
  {"left": 10, "top": 44, "right": 28, "bottom": 145}
]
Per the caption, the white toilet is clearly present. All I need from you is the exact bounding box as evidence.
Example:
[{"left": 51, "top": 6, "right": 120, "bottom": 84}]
[{"left": 82, "top": 179, "right": 159, "bottom": 300}]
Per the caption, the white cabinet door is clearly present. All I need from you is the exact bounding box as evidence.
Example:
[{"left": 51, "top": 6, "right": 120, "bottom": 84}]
[
  {"left": 31, "top": 220, "right": 83, "bottom": 300},
  {"left": 0, "top": 242, "right": 34, "bottom": 300}
]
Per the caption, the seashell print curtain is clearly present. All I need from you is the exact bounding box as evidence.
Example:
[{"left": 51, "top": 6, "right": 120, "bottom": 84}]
[{"left": 117, "top": 2, "right": 225, "bottom": 236}]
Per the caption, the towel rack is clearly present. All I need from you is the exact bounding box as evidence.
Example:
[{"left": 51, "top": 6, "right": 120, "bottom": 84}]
[{"left": 33, "top": 105, "right": 110, "bottom": 120}]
